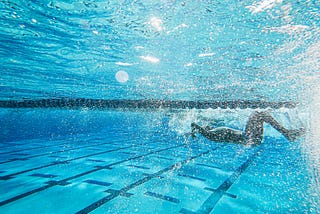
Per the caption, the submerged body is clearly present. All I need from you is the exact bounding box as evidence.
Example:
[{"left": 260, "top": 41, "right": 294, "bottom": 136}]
[{"left": 191, "top": 111, "right": 305, "bottom": 146}]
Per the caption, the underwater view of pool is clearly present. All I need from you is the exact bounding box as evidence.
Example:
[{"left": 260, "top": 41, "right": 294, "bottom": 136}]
[
  {"left": 0, "top": 109, "right": 318, "bottom": 213},
  {"left": 0, "top": 0, "right": 319, "bottom": 213}
]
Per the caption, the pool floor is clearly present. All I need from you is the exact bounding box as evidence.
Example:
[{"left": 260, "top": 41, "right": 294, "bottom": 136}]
[{"left": 0, "top": 131, "right": 316, "bottom": 213}]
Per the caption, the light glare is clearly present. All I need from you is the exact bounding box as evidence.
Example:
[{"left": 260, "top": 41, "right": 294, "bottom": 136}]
[
  {"left": 115, "top": 70, "right": 129, "bottom": 83},
  {"left": 140, "top": 55, "right": 160, "bottom": 63}
]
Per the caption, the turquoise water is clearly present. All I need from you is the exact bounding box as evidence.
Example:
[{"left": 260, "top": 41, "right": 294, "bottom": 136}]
[
  {"left": 1, "top": 0, "right": 319, "bottom": 101},
  {"left": 1, "top": 0, "right": 320, "bottom": 213},
  {"left": 0, "top": 109, "right": 318, "bottom": 213}
]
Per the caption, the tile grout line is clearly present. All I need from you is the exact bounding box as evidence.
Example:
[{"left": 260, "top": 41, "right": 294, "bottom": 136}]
[
  {"left": 75, "top": 148, "right": 215, "bottom": 214},
  {"left": 0, "top": 141, "right": 69, "bottom": 155},
  {"left": 0, "top": 144, "right": 137, "bottom": 180},
  {"left": 0, "top": 139, "right": 175, "bottom": 178},
  {"left": 0, "top": 144, "right": 185, "bottom": 207},
  {"left": 180, "top": 146, "right": 263, "bottom": 214},
  {"left": 0, "top": 141, "right": 118, "bottom": 164}
]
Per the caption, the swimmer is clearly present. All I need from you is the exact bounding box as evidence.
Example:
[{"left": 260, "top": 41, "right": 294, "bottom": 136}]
[{"left": 190, "top": 111, "right": 305, "bottom": 146}]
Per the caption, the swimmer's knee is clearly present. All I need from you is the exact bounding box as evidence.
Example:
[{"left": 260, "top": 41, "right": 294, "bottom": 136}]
[
  {"left": 251, "top": 111, "right": 264, "bottom": 116},
  {"left": 249, "top": 111, "right": 269, "bottom": 121},
  {"left": 244, "top": 135, "right": 263, "bottom": 147}
]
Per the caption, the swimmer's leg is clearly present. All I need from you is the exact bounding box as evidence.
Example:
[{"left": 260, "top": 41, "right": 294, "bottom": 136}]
[
  {"left": 244, "top": 111, "right": 305, "bottom": 145},
  {"left": 191, "top": 122, "right": 244, "bottom": 143},
  {"left": 260, "top": 111, "right": 305, "bottom": 141},
  {"left": 244, "top": 112, "right": 265, "bottom": 146},
  {"left": 191, "top": 122, "right": 207, "bottom": 138}
]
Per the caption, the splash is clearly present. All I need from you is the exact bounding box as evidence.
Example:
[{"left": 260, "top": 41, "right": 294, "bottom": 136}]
[
  {"left": 246, "top": 0, "right": 283, "bottom": 14},
  {"left": 305, "top": 80, "right": 320, "bottom": 203},
  {"left": 263, "top": 25, "right": 309, "bottom": 35}
]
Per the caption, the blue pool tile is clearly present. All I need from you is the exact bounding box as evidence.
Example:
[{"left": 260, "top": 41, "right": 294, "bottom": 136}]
[
  {"left": 30, "top": 173, "right": 58, "bottom": 178},
  {"left": 49, "top": 155, "right": 67, "bottom": 158},
  {"left": 204, "top": 187, "right": 237, "bottom": 198},
  {"left": 127, "top": 165, "right": 150, "bottom": 170},
  {"left": 88, "top": 148, "right": 102, "bottom": 151},
  {"left": 142, "top": 173, "right": 164, "bottom": 179},
  {"left": 178, "top": 173, "right": 206, "bottom": 182},
  {"left": 10, "top": 158, "right": 29, "bottom": 161},
  {"left": 10, "top": 153, "right": 29, "bottom": 156},
  {"left": 144, "top": 191, "right": 180, "bottom": 204},
  {"left": 84, "top": 180, "right": 112, "bottom": 187},
  {"left": 196, "top": 163, "right": 221, "bottom": 169},
  {"left": 121, "top": 152, "right": 136, "bottom": 155},
  {"left": 157, "top": 156, "right": 174, "bottom": 161},
  {"left": 50, "top": 160, "right": 70, "bottom": 164},
  {"left": 180, "top": 208, "right": 197, "bottom": 214},
  {"left": 94, "top": 166, "right": 112, "bottom": 170},
  {"left": 86, "top": 159, "right": 106, "bottom": 163},
  {"left": 0, "top": 175, "right": 15, "bottom": 180},
  {"left": 105, "top": 189, "right": 133, "bottom": 198},
  {"left": 45, "top": 180, "right": 71, "bottom": 186}
]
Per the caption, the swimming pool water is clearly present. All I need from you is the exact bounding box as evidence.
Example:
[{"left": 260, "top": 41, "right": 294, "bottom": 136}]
[
  {"left": 1, "top": 0, "right": 319, "bottom": 101},
  {"left": 1, "top": 0, "right": 320, "bottom": 213},
  {"left": 0, "top": 109, "right": 318, "bottom": 213}
]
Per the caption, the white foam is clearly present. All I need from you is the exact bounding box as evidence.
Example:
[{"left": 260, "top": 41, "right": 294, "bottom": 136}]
[
  {"left": 263, "top": 24, "right": 309, "bottom": 35},
  {"left": 246, "top": 0, "right": 282, "bottom": 14}
]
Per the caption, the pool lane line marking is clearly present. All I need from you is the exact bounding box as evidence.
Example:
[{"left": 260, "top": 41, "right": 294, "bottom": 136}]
[
  {"left": 0, "top": 134, "right": 145, "bottom": 162},
  {"left": 177, "top": 173, "right": 206, "bottom": 182},
  {"left": 0, "top": 144, "right": 137, "bottom": 180},
  {"left": 30, "top": 173, "right": 58, "bottom": 179},
  {"left": 0, "top": 141, "right": 70, "bottom": 155},
  {"left": 0, "top": 134, "right": 134, "bottom": 155},
  {"left": 180, "top": 146, "right": 263, "bottom": 214},
  {"left": 75, "top": 149, "right": 211, "bottom": 214},
  {"left": 127, "top": 165, "right": 150, "bottom": 170},
  {"left": 203, "top": 187, "right": 237, "bottom": 199},
  {"left": 157, "top": 156, "right": 174, "bottom": 161},
  {"left": 0, "top": 144, "right": 185, "bottom": 207},
  {"left": 195, "top": 163, "right": 221, "bottom": 169},
  {"left": 86, "top": 159, "right": 106, "bottom": 163},
  {"left": 0, "top": 138, "right": 124, "bottom": 163},
  {"left": 0, "top": 135, "right": 108, "bottom": 154},
  {"left": 0, "top": 138, "right": 170, "bottom": 178},
  {"left": 0, "top": 141, "right": 118, "bottom": 165},
  {"left": 0, "top": 139, "right": 88, "bottom": 155},
  {"left": 10, "top": 153, "right": 29, "bottom": 156},
  {"left": 84, "top": 180, "right": 112, "bottom": 187},
  {"left": 75, "top": 145, "right": 224, "bottom": 213},
  {"left": 144, "top": 191, "right": 180, "bottom": 204}
]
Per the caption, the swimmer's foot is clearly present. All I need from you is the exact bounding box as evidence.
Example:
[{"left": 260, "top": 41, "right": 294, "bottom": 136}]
[{"left": 286, "top": 127, "right": 306, "bottom": 142}]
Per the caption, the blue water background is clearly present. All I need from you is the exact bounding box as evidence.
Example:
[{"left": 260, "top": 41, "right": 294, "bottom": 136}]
[
  {"left": 1, "top": 0, "right": 319, "bottom": 101},
  {"left": 0, "top": 0, "right": 320, "bottom": 213},
  {"left": 0, "top": 108, "right": 318, "bottom": 213}
]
